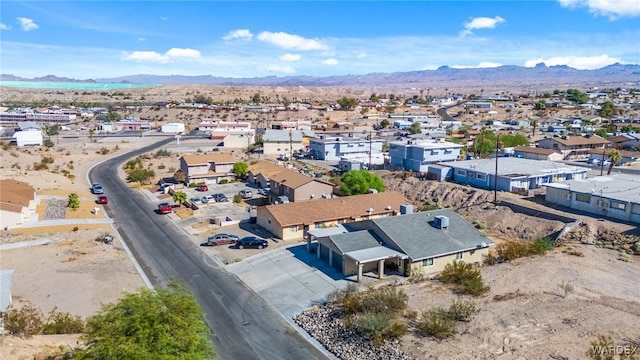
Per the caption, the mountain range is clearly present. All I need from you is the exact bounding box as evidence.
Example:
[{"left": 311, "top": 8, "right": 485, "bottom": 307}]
[{"left": 2, "top": 63, "right": 639, "bottom": 90}]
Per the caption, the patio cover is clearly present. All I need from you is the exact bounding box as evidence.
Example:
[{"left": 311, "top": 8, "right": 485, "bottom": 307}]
[{"left": 344, "top": 246, "right": 408, "bottom": 264}]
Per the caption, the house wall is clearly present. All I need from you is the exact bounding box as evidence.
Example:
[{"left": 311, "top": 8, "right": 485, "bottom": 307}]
[
  {"left": 223, "top": 135, "right": 253, "bottom": 149},
  {"left": 408, "top": 248, "right": 489, "bottom": 276},
  {"left": 13, "top": 131, "right": 43, "bottom": 146},
  {"left": 264, "top": 141, "right": 304, "bottom": 156},
  {"left": 292, "top": 182, "right": 334, "bottom": 202},
  {"left": 545, "top": 187, "right": 639, "bottom": 224},
  {"left": 256, "top": 207, "right": 285, "bottom": 239},
  {"left": 215, "top": 163, "right": 234, "bottom": 174}
]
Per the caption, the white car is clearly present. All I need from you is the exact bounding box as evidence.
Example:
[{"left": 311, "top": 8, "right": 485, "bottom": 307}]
[
  {"left": 190, "top": 197, "right": 202, "bottom": 205},
  {"left": 257, "top": 188, "right": 270, "bottom": 196}
]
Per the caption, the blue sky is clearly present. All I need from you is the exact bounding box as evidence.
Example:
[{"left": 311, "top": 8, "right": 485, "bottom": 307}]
[{"left": 1, "top": 1, "right": 639, "bottom": 79}]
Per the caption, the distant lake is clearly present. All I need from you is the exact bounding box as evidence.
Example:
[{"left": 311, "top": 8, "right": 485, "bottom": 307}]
[{"left": 0, "top": 81, "right": 159, "bottom": 90}]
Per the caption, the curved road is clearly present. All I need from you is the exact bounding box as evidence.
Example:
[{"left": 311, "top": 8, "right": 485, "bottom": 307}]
[
  {"left": 90, "top": 138, "right": 328, "bottom": 360},
  {"left": 436, "top": 105, "right": 456, "bottom": 122}
]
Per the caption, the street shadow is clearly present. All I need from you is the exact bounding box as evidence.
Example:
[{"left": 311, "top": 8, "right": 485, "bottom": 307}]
[
  {"left": 286, "top": 244, "right": 352, "bottom": 282},
  {"left": 238, "top": 220, "right": 276, "bottom": 240}
]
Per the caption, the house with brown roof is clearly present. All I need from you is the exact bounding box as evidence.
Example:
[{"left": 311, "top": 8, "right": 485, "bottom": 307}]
[
  {"left": 608, "top": 134, "right": 640, "bottom": 150},
  {"left": 587, "top": 149, "right": 640, "bottom": 166},
  {"left": 267, "top": 168, "right": 335, "bottom": 205},
  {"left": 247, "top": 161, "right": 286, "bottom": 189},
  {"left": 535, "top": 134, "right": 610, "bottom": 160},
  {"left": 256, "top": 191, "right": 411, "bottom": 241},
  {"left": 179, "top": 153, "right": 236, "bottom": 184},
  {"left": 0, "top": 179, "right": 36, "bottom": 229},
  {"left": 513, "top": 146, "right": 563, "bottom": 161}
]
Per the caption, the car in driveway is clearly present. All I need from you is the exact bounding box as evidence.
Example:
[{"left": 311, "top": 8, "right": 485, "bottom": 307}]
[
  {"left": 257, "top": 187, "right": 270, "bottom": 196},
  {"left": 202, "top": 195, "right": 215, "bottom": 203},
  {"left": 213, "top": 193, "right": 229, "bottom": 202},
  {"left": 236, "top": 236, "right": 268, "bottom": 250},
  {"left": 203, "top": 233, "right": 240, "bottom": 246},
  {"left": 96, "top": 195, "right": 108, "bottom": 204},
  {"left": 238, "top": 189, "right": 253, "bottom": 199},
  {"left": 157, "top": 203, "right": 173, "bottom": 214},
  {"left": 91, "top": 183, "right": 104, "bottom": 194}
]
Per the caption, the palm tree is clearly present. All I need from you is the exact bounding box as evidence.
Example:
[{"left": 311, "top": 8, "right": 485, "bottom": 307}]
[
  {"left": 89, "top": 129, "right": 95, "bottom": 143},
  {"left": 606, "top": 149, "right": 620, "bottom": 175},
  {"left": 531, "top": 119, "right": 539, "bottom": 137},
  {"left": 172, "top": 190, "right": 187, "bottom": 205}
]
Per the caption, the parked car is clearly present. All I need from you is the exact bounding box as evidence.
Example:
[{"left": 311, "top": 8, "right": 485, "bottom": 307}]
[
  {"left": 91, "top": 183, "right": 104, "bottom": 194},
  {"left": 257, "top": 187, "right": 270, "bottom": 196},
  {"left": 196, "top": 184, "right": 209, "bottom": 192},
  {"left": 213, "top": 193, "right": 229, "bottom": 202},
  {"left": 157, "top": 203, "right": 173, "bottom": 214},
  {"left": 190, "top": 197, "right": 202, "bottom": 205},
  {"left": 238, "top": 189, "right": 253, "bottom": 199},
  {"left": 587, "top": 158, "right": 600, "bottom": 165},
  {"left": 236, "top": 236, "right": 268, "bottom": 249},
  {"left": 275, "top": 195, "right": 290, "bottom": 204},
  {"left": 96, "top": 195, "right": 108, "bottom": 204},
  {"left": 203, "top": 233, "right": 240, "bottom": 246},
  {"left": 202, "top": 195, "right": 215, "bottom": 203}
]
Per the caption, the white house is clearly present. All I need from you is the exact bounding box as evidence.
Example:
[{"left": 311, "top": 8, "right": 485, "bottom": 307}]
[
  {"left": 262, "top": 129, "right": 305, "bottom": 156},
  {"left": 13, "top": 121, "right": 43, "bottom": 147},
  {"left": 161, "top": 122, "right": 185, "bottom": 133}
]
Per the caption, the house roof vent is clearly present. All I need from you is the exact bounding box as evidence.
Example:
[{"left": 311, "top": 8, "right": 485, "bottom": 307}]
[
  {"left": 434, "top": 215, "right": 449, "bottom": 229},
  {"left": 386, "top": 205, "right": 392, "bottom": 210}
]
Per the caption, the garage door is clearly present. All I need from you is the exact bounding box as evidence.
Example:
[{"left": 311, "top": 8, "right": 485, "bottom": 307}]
[
  {"left": 332, "top": 252, "right": 342, "bottom": 272},
  {"left": 319, "top": 245, "right": 330, "bottom": 263}
]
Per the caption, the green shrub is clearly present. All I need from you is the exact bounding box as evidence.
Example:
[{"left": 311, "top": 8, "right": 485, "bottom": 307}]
[
  {"left": 188, "top": 182, "right": 197, "bottom": 188},
  {"left": 474, "top": 220, "right": 488, "bottom": 230},
  {"left": 155, "top": 149, "right": 172, "bottom": 157},
  {"left": 233, "top": 194, "right": 243, "bottom": 203},
  {"left": 99, "top": 147, "right": 110, "bottom": 155},
  {"left": 3, "top": 301, "right": 44, "bottom": 336},
  {"left": 342, "top": 287, "right": 408, "bottom": 315},
  {"left": 486, "top": 237, "right": 555, "bottom": 265},
  {"left": 355, "top": 311, "right": 392, "bottom": 341},
  {"left": 43, "top": 139, "right": 55, "bottom": 148},
  {"left": 447, "top": 299, "right": 479, "bottom": 322},
  {"left": 219, "top": 179, "right": 229, "bottom": 184},
  {"left": 439, "top": 261, "right": 490, "bottom": 297},
  {"left": 326, "top": 283, "right": 359, "bottom": 304},
  {"left": 529, "top": 237, "right": 554, "bottom": 255},
  {"left": 41, "top": 307, "right": 85, "bottom": 334},
  {"left": 157, "top": 164, "right": 166, "bottom": 170},
  {"left": 417, "top": 308, "right": 457, "bottom": 340}
]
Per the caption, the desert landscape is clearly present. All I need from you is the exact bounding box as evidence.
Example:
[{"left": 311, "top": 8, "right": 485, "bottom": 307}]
[{"left": 1, "top": 84, "right": 639, "bottom": 359}]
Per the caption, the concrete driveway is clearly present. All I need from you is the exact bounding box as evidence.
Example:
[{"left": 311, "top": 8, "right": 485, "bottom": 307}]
[{"left": 226, "top": 244, "right": 354, "bottom": 322}]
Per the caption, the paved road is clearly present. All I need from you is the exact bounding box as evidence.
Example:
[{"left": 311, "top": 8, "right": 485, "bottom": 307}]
[{"left": 89, "top": 138, "right": 328, "bottom": 360}]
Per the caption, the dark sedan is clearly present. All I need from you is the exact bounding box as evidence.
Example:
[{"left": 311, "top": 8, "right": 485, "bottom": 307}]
[{"left": 236, "top": 236, "right": 268, "bottom": 250}]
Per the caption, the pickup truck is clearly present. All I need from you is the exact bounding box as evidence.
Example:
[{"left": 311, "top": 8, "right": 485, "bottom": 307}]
[{"left": 157, "top": 203, "right": 173, "bottom": 214}]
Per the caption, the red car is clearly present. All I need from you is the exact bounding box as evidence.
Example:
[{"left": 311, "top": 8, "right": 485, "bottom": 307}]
[
  {"left": 97, "top": 196, "right": 108, "bottom": 204},
  {"left": 157, "top": 203, "right": 173, "bottom": 214},
  {"left": 196, "top": 184, "right": 209, "bottom": 192}
]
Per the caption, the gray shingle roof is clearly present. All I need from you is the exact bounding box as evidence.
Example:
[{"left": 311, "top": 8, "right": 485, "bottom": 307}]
[
  {"left": 372, "top": 209, "right": 493, "bottom": 260},
  {"left": 330, "top": 230, "right": 381, "bottom": 253},
  {"left": 263, "top": 129, "right": 303, "bottom": 142}
]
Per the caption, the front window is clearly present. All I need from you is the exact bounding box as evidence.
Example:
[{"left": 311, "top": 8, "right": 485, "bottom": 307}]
[
  {"left": 290, "top": 225, "right": 298, "bottom": 233},
  {"left": 576, "top": 194, "right": 590, "bottom": 203},
  {"left": 456, "top": 169, "right": 467, "bottom": 176},
  {"left": 422, "top": 258, "right": 434, "bottom": 267},
  {"left": 314, "top": 221, "right": 325, "bottom": 229},
  {"left": 456, "top": 252, "right": 463, "bottom": 260},
  {"left": 610, "top": 201, "right": 626, "bottom": 211}
]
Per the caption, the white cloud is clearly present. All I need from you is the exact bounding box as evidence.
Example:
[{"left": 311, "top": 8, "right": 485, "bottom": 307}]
[
  {"left": 558, "top": 0, "right": 640, "bottom": 19},
  {"left": 523, "top": 54, "right": 623, "bottom": 69},
  {"left": 257, "top": 31, "right": 328, "bottom": 50},
  {"left": 280, "top": 53, "right": 301, "bottom": 61},
  {"left": 223, "top": 29, "right": 253, "bottom": 41},
  {"left": 160, "top": 16, "right": 169, "bottom": 21},
  {"left": 451, "top": 62, "right": 503, "bottom": 69},
  {"left": 459, "top": 16, "right": 505, "bottom": 37},
  {"left": 17, "top": 17, "right": 39, "bottom": 31},
  {"left": 265, "top": 64, "right": 296, "bottom": 73},
  {"left": 138, "top": 37, "right": 146, "bottom": 42},
  {"left": 0, "top": 23, "right": 11, "bottom": 30},
  {"left": 122, "top": 48, "right": 201, "bottom": 63},
  {"left": 355, "top": 52, "right": 367, "bottom": 59},
  {"left": 322, "top": 58, "right": 339, "bottom": 65}
]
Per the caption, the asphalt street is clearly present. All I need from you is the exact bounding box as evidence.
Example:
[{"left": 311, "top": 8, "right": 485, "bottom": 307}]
[{"left": 89, "top": 137, "right": 328, "bottom": 360}]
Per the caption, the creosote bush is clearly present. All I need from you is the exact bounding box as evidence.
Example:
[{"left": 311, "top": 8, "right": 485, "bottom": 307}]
[
  {"left": 2, "top": 302, "right": 84, "bottom": 337},
  {"left": 438, "top": 261, "right": 490, "bottom": 296},
  {"left": 484, "top": 237, "right": 554, "bottom": 264}
]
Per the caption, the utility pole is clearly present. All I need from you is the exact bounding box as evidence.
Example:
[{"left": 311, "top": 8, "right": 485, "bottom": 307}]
[
  {"left": 494, "top": 133, "right": 499, "bottom": 205},
  {"left": 289, "top": 129, "right": 293, "bottom": 164},
  {"left": 368, "top": 130, "right": 372, "bottom": 170},
  {"left": 600, "top": 146, "right": 606, "bottom": 176}
]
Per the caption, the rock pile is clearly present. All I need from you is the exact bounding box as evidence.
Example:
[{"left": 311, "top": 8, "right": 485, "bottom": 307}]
[
  {"left": 293, "top": 305, "right": 411, "bottom": 360},
  {"left": 44, "top": 199, "right": 67, "bottom": 220}
]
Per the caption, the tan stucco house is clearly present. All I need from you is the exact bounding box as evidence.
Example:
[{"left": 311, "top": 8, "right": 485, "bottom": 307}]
[
  {"left": 513, "top": 146, "right": 564, "bottom": 161},
  {"left": 0, "top": 179, "right": 36, "bottom": 229},
  {"left": 179, "top": 153, "right": 235, "bottom": 184},
  {"left": 310, "top": 208, "right": 493, "bottom": 282},
  {"left": 267, "top": 168, "right": 335, "bottom": 204},
  {"left": 536, "top": 135, "right": 610, "bottom": 160},
  {"left": 256, "top": 191, "right": 410, "bottom": 241},
  {"left": 247, "top": 161, "right": 286, "bottom": 189}
]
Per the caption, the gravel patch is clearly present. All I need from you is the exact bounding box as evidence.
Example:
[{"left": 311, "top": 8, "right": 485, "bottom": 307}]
[
  {"left": 293, "top": 305, "right": 411, "bottom": 360},
  {"left": 44, "top": 199, "right": 67, "bottom": 220}
]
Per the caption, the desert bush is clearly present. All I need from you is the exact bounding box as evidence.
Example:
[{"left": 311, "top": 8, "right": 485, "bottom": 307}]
[
  {"left": 529, "top": 237, "right": 554, "bottom": 255},
  {"left": 618, "top": 251, "right": 631, "bottom": 262},
  {"left": 155, "top": 149, "right": 172, "bottom": 157},
  {"left": 1, "top": 141, "right": 11, "bottom": 150},
  {"left": 233, "top": 194, "right": 243, "bottom": 203},
  {"left": 342, "top": 287, "right": 408, "bottom": 315},
  {"left": 474, "top": 220, "right": 488, "bottom": 230},
  {"left": 417, "top": 308, "right": 457, "bottom": 340},
  {"left": 67, "top": 193, "right": 80, "bottom": 210},
  {"left": 2, "top": 301, "right": 44, "bottom": 336},
  {"left": 558, "top": 281, "right": 574, "bottom": 298},
  {"left": 447, "top": 298, "right": 479, "bottom": 322},
  {"left": 168, "top": 166, "right": 176, "bottom": 173},
  {"left": 127, "top": 168, "right": 155, "bottom": 184},
  {"left": 355, "top": 311, "right": 392, "bottom": 341},
  {"left": 124, "top": 158, "right": 142, "bottom": 172},
  {"left": 439, "top": 261, "right": 490, "bottom": 296},
  {"left": 43, "top": 139, "right": 55, "bottom": 148},
  {"left": 41, "top": 307, "right": 85, "bottom": 334},
  {"left": 72, "top": 226, "right": 79, "bottom": 232},
  {"left": 585, "top": 334, "right": 638, "bottom": 360},
  {"left": 219, "top": 179, "right": 229, "bottom": 184},
  {"left": 188, "top": 182, "right": 197, "bottom": 188},
  {"left": 158, "top": 164, "right": 166, "bottom": 170},
  {"left": 326, "top": 283, "right": 359, "bottom": 304}
]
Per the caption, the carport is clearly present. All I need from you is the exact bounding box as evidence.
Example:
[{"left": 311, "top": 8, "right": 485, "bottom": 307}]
[{"left": 344, "top": 247, "right": 408, "bottom": 283}]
